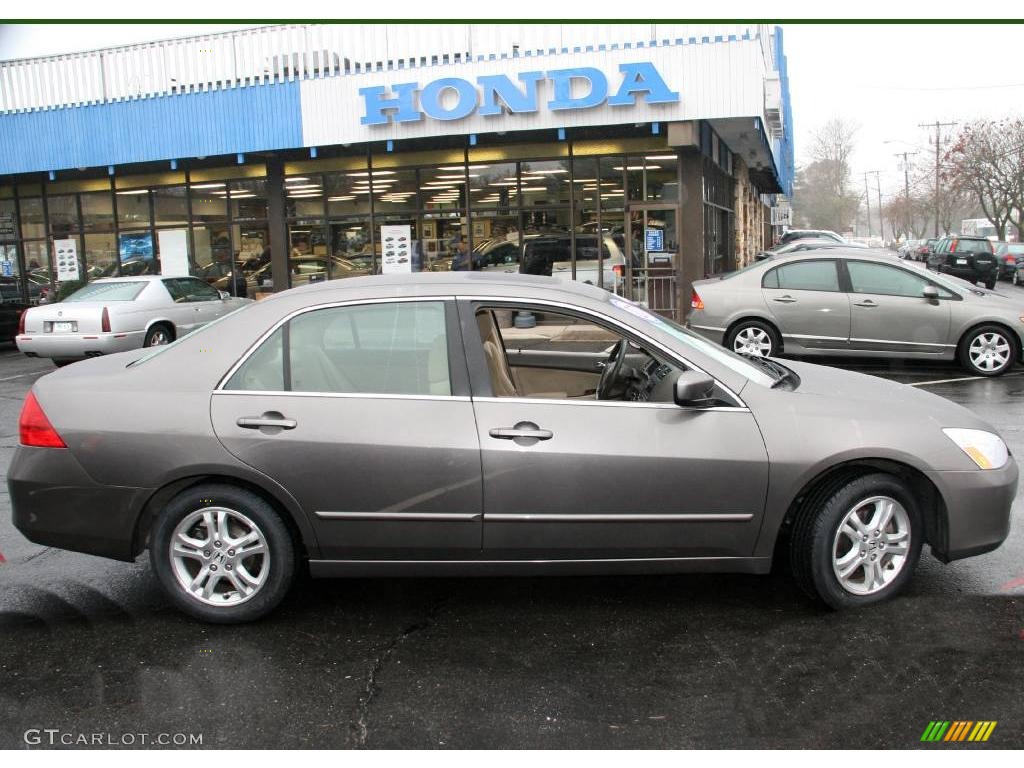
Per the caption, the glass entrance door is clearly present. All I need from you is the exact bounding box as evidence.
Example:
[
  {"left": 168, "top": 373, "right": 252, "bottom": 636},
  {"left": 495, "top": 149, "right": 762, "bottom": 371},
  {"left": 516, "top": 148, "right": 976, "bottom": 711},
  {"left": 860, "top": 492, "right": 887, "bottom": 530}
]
[{"left": 626, "top": 205, "right": 679, "bottom": 319}]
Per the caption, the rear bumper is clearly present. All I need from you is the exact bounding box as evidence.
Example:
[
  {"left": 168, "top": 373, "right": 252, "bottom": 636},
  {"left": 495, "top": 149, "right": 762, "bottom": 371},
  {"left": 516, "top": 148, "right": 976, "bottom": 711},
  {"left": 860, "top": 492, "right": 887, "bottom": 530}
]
[
  {"left": 15, "top": 330, "right": 144, "bottom": 360},
  {"left": 927, "top": 460, "right": 1018, "bottom": 562},
  {"left": 8, "top": 445, "right": 150, "bottom": 561}
]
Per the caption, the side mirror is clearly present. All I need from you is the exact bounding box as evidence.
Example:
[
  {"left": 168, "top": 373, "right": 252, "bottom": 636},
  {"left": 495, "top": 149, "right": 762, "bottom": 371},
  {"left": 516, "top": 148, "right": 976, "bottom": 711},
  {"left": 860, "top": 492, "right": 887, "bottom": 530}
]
[
  {"left": 218, "top": 290, "right": 230, "bottom": 300},
  {"left": 673, "top": 371, "right": 716, "bottom": 407},
  {"left": 922, "top": 286, "right": 939, "bottom": 301}
]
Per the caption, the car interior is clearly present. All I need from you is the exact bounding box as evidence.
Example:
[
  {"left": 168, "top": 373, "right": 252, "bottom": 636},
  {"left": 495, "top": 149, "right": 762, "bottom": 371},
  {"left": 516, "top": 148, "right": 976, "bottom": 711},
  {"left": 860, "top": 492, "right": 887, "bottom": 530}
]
[{"left": 475, "top": 307, "right": 681, "bottom": 403}]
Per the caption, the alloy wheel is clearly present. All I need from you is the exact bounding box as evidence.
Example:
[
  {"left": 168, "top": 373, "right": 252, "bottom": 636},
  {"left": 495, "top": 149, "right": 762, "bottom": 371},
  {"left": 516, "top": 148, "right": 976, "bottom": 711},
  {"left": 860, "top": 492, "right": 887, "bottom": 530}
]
[
  {"left": 147, "top": 328, "right": 171, "bottom": 346},
  {"left": 169, "top": 506, "right": 270, "bottom": 606},
  {"left": 832, "top": 495, "right": 910, "bottom": 596},
  {"left": 968, "top": 332, "right": 1011, "bottom": 373},
  {"left": 733, "top": 326, "right": 773, "bottom": 356}
]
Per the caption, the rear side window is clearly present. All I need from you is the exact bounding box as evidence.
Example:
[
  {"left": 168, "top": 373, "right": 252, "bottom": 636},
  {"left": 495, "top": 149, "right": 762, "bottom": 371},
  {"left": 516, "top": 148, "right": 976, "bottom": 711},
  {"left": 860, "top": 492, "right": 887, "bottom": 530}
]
[
  {"left": 64, "top": 281, "right": 147, "bottom": 302},
  {"left": 762, "top": 260, "right": 840, "bottom": 292},
  {"left": 225, "top": 301, "right": 451, "bottom": 396}
]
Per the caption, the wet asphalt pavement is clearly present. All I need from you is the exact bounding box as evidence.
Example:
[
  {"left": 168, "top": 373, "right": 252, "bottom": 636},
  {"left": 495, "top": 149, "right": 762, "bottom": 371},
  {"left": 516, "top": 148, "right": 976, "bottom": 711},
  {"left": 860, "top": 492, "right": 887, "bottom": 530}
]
[{"left": 1, "top": 304, "right": 1024, "bottom": 749}]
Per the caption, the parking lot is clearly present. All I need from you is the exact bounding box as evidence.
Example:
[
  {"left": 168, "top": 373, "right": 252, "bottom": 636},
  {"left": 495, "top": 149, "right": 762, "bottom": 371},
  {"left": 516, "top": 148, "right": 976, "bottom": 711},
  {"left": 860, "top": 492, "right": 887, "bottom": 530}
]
[{"left": 1, "top": 313, "right": 1023, "bottom": 749}]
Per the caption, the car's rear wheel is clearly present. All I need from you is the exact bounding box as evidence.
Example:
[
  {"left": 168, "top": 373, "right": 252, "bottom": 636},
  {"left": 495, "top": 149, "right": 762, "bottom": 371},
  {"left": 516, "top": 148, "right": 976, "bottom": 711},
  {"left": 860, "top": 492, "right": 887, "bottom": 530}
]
[
  {"left": 790, "top": 473, "right": 923, "bottom": 609},
  {"left": 144, "top": 323, "right": 174, "bottom": 347},
  {"left": 150, "top": 484, "right": 295, "bottom": 623},
  {"left": 959, "top": 324, "right": 1016, "bottom": 377},
  {"left": 726, "top": 320, "right": 780, "bottom": 357}
]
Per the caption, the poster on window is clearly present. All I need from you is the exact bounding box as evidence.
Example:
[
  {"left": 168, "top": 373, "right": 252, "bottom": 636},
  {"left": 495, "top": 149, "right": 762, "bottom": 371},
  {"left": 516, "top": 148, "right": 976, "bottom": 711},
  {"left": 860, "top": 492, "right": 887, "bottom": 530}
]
[
  {"left": 380, "top": 224, "right": 412, "bottom": 274},
  {"left": 157, "top": 229, "right": 190, "bottom": 277},
  {"left": 54, "top": 238, "right": 80, "bottom": 282},
  {"left": 118, "top": 232, "right": 155, "bottom": 275}
]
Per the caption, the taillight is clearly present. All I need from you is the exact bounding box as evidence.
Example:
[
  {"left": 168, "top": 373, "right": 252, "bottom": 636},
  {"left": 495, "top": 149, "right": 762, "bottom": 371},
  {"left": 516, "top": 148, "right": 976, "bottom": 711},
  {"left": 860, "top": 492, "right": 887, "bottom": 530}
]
[
  {"left": 101, "top": 306, "right": 110, "bottom": 333},
  {"left": 691, "top": 288, "right": 704, "bottom": 311},
  {"left": 17, "top": 309, "right": 26, "bottom": 335},
  {"left": 950, "top": 238, "right": 958, "bottom": 252},
  {"left": 19, "top": 392, "right": 66, "bottom": 449}
]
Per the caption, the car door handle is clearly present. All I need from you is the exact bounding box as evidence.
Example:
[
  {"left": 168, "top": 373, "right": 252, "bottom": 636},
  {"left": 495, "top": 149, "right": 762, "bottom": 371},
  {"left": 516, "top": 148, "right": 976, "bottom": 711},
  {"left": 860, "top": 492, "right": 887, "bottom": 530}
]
[
  {"left": 237, "top": 415, "right": 297, "bottom": 430},
  {"left": 772, "top": 295, "right": 797, "bottom": 303},
  {"left": 853, "top": 300, "right": 878, "bottom": 308},
  {"left": 489, "top": 423, "right": 553, "bottom": 441}
]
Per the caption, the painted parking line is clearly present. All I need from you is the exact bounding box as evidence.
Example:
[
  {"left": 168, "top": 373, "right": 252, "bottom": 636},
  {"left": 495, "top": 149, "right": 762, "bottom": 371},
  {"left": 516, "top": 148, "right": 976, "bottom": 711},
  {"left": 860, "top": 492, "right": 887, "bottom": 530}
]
[
  {"left": 0, "top": 371, "right": 45, "bottom": 382},
  {"left": 911, "top": 372, "right": 1024, "bottom": 387}
]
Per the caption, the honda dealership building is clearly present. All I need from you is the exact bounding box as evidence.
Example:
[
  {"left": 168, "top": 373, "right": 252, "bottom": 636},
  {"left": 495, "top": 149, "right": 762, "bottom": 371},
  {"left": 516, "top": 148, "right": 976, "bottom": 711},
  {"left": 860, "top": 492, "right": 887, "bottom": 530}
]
[{"left": 0, "top": 23, "right": 793, "bottom": 318}]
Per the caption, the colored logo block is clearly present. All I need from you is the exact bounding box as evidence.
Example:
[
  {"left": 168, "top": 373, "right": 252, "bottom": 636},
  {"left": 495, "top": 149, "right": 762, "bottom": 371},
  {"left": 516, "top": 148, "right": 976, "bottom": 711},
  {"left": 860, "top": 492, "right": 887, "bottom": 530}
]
[{"left": 921, "top": 721, "right": 997, "bottom": 742}]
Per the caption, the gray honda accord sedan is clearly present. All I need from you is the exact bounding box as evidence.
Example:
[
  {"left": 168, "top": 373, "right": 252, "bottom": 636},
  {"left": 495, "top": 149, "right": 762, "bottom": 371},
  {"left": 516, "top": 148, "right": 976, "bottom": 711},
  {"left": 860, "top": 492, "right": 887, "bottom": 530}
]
[
  {"left": 8, "top": 273, "right": 1017, "bottom": 622},
  {"left": 689, "top": 249, "right": 1024, "bottom": 376}
]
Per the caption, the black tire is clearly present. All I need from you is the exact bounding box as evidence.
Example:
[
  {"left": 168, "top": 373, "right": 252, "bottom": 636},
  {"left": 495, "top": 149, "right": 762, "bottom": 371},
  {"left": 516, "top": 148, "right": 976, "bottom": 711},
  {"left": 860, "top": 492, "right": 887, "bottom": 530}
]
[
  {"left": 725, "top": 319, "right": 781, "bottom": 358},
  {"left": 150, "top": 483, "right": 296, "bottom": 623},
  {"left": 143, "top": 323, "right": 175, "bottom": 347},
  {"left": 985, "top": 278, "right": 996, "bottom": 290},
  {"left": 958, "top": 324, "right": 1017, "bottom": 377},
  {"left": 790, "top": 472, "right": 923, "bottom": 610}
]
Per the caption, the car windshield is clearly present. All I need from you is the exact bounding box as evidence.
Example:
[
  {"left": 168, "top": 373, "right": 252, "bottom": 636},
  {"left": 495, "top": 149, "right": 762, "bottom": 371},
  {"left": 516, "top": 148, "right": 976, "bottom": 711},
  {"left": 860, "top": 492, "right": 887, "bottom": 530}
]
[
  {"left": 63, "top": 281, "right": 147, "bottom": 302},
  {"left": 607, "top": 296, "right": 778, "bottom": 387},
  {"left": 128, "top": 301, "right": 254, "bottom": 367}
]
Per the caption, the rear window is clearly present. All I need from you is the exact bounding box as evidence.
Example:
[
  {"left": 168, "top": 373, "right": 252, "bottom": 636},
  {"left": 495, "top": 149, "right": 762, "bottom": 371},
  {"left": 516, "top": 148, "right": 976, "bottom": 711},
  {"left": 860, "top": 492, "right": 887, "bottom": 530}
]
[
  {"left": 63, "top": 281, "right": 147, "bottom": 302},
  {"left": 954, "top": 239, "right": 993, "bottom": 253}
]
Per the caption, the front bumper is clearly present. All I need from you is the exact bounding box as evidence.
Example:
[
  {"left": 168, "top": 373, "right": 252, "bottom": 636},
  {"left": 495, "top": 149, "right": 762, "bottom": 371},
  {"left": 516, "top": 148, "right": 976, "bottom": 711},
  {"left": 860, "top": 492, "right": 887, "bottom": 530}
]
[
  {"left": 8, "top": 445, "right": 150, "bottom": 561},
  {"left": 926, "top": 459, "right": 1018, "bottom": 562},
  {"left": 16, "top": 330, "right": 144, "bottom": 360}
]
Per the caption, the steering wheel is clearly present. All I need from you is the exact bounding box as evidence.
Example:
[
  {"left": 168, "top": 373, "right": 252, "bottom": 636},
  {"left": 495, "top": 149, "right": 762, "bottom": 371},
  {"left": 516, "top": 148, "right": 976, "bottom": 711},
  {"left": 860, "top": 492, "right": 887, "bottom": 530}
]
[{"left": 597, "top": 338, "right": 630, "bottom": 400}]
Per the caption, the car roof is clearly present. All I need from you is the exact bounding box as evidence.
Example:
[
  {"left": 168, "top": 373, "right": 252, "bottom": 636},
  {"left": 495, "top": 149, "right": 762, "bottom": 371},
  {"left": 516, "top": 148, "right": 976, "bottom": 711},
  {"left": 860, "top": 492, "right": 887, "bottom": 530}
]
[
  {"left": 91, "top": 275, "right": 168, "bottom": 283},
  {"left": 764, "top": 247, "right": 899, "bottom": 264}
]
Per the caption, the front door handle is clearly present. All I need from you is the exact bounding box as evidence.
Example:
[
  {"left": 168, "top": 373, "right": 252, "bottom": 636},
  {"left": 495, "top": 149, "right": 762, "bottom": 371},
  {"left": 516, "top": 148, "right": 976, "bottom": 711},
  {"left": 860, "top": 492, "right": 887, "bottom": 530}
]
[
  {"left": 489, "top": 421, "right": 553, "bottom": 442},
  {"left": 772, "top": 295, "right": 797, "bottom": 303},
  {"left": 853, "top": 300, "right": 878, "bottom": 308},
  {"left": 237, "top": 413, "right": 297, "bottom": 430}
]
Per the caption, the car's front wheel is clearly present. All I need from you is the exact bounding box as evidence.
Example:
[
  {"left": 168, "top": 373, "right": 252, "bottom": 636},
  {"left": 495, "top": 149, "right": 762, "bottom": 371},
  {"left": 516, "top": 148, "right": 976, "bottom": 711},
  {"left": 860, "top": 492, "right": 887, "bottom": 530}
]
[
  {"left": 150, "top": 484, "right": 296, "bottom": 623},
  {"left": 790, "top": 473, "right": 923, "bottom": 609},
  {"left": 726, "top": 320, "right": 780, "bottom": 357},
  {"left": 959, "top": 324, "right": 1016, "bottom": 377}
]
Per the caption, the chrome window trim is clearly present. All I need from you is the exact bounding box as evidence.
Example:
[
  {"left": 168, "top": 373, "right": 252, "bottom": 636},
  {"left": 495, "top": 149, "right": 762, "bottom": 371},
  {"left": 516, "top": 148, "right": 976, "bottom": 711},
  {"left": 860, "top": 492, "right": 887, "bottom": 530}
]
[
  {"left": 216, "top": 295, "right": 457, "bottom": 392},
  {"left": 214, "top": 390, "right": 471, "bottom": 403},
  {"left": 460, "top": 295, "right": 749, "bottom": 409},
  {"left": 472, "top": 396, "right": 749, "bottom": 413}
]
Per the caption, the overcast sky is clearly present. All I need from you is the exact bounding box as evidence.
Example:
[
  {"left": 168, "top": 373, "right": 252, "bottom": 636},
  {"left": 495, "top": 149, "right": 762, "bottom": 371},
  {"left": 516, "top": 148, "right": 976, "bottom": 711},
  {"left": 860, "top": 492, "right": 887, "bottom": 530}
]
[{"left": 2, "top": 21, "right": 1022, "bottom": 204}]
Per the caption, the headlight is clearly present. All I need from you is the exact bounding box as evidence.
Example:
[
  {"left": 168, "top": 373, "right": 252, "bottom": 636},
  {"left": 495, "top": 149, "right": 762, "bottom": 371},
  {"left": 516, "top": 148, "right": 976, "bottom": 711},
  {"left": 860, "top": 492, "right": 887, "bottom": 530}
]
[{"left": 942, "top": 428, "right": 1009, "bottom": 469}]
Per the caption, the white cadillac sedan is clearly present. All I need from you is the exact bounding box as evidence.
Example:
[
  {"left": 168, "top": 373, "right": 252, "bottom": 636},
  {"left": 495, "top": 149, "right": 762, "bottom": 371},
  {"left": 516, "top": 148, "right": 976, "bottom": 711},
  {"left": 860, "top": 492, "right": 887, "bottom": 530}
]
[{"left": 16, "top": 275, "right": 251, "bottom": 366}]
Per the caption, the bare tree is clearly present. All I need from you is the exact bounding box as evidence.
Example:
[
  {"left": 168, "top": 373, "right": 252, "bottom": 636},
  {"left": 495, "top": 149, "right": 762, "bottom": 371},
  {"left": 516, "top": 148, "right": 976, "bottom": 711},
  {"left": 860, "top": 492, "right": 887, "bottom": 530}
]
[
  {"left": 792, "top": 118, "right": 862, "bottom": 232},
  {"left": 945, "top": 119, "right": 1022, "bottom": 239}
]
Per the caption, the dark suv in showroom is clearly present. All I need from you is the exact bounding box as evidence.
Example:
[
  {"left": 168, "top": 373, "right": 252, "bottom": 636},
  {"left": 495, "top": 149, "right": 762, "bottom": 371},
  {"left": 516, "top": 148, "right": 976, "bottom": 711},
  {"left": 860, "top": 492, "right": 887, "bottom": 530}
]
[{"left": 927, "top": 235, "right": 999, "bottom": 288}]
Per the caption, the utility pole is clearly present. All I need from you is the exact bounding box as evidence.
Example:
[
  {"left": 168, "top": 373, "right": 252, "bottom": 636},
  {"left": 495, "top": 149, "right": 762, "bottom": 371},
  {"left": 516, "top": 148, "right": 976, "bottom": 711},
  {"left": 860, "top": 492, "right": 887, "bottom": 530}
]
[
  {"left": 919, "top": 120, "right": 958, "bottom": 237},
  {"left": 863, "top": 173, "right": 873, "bottom": 238},
  {"left": 866, "top": 171, "right": 884, "bottom": 241},
  {"left": 893, "top": 151, "right": 918, "bottom": 239}
]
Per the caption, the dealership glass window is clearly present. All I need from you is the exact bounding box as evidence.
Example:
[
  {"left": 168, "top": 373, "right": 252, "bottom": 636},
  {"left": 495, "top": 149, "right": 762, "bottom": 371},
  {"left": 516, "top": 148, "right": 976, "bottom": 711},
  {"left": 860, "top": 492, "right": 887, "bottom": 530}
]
[
  {"left": 0, "top": 198, "right": 18, "bottom": 242},
  {"left": 189, "top": 183, "right": 228, "bottom": 223},
  {"left": 23, "top": 241, "right": 50, "bottom": 283},
  {"left": 0, "top": 243, "right": 26, "bottom": 304},
  {"left": 152, "top": 186, "right": 189, "bottom": 227},
  {"left": 230, "top": 179, "right": 268, "bottom": 220},
  {"left": 289, "top": 301, "right": 450, "bottom": 395},
  {"left": 372, "top": 168, "right": 418, "bottom": 214},
  {"left": 421, "top": 164, "right": 467, "bottom": 213},
  {"left": 286, "top": 183, "right": 324, "bottom": 220},
  {"left": 116, "top": 190, "right": 151, "bottom": 228},
  {"left": 19, "top": 197, "right": 45, "bottom": 240},
  {"left": 287, "top": 223, "right": 331, "bottom": 288},
  {"left": 518, "top": 160, "right": 571, "bottom": 208},
  {"left": 634, "top": 154, "right": 679, "bottom": 202},
  {"left": 84, "top": 233, "right": 119, "bottom": 279},
  {"left": 424, "top": 215, "right": 468, "bottom": 270},
  {"left": 469, "top": 211, "right": 522, "bottom": 272},
  {"left": 80, "top": 191, "right": 115, "bottom": 232},
  {"left": 598, "top": 158, "right": 626, "bottom": 211},
  {"left": 192, "top": 223, "right": 232, "bottom": 274},
  {"left": 328, "top": 220, "right": 374, "bottom": 279},
  {"left": 325, "top": 171, "right": 372, "bottom": 217},
  {"left": 46, "top": 195, "right": 80, "bottom": 237},
  {"left": 468, "top": 162, "right": 516, "bottom": 213}
]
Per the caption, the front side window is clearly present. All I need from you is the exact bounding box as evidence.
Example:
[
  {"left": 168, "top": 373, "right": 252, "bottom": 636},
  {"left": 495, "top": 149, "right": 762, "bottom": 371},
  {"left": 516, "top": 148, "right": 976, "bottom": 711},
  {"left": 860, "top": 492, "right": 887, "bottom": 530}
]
[
  {"left": 763, "top": 260, "right": 840, "bottom": 292},
  {"left": 226, "top": 301, "right": 450, "bottom": 396},
  {"left": 847, "top": 261, "right": 954, "bottom": 299}
]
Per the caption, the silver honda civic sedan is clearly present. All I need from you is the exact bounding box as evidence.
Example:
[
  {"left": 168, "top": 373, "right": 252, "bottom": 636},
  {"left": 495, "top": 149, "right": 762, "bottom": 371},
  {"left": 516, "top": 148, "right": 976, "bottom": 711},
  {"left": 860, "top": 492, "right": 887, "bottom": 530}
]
[
  {"left": 8, "top": 273, "right": 1017, "bottom": 622},
  {"left": 688, "top": 249, "right": 1024, "bottom": 376}
]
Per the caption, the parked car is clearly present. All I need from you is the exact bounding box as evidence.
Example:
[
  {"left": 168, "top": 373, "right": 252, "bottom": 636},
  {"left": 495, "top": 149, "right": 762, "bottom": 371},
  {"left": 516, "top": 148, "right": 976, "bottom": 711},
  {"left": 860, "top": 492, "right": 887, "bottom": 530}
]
[
  {"left": 912, "top": 238, "right": 940, "bottom": 263},
  {"left": 8, "top": 272, "right": 1016, "bottom": 622},
  {"left": 779, "top": 229, "right": 846, "bottom": 245},
  {"left": 248, "top": 255, "right": 372, "bottom": 291},
  {"left": 994, "top": 241, "right": 1024, "bottom": 281},
  {"left": 689, "top": 249, "right": 1023, "bottom": 376},
  {"left": 927, "top": 236, "right": 998, "bottom": 288},
  {"left": 16, "top": 276, "right": 251, "bottom": 366}
]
